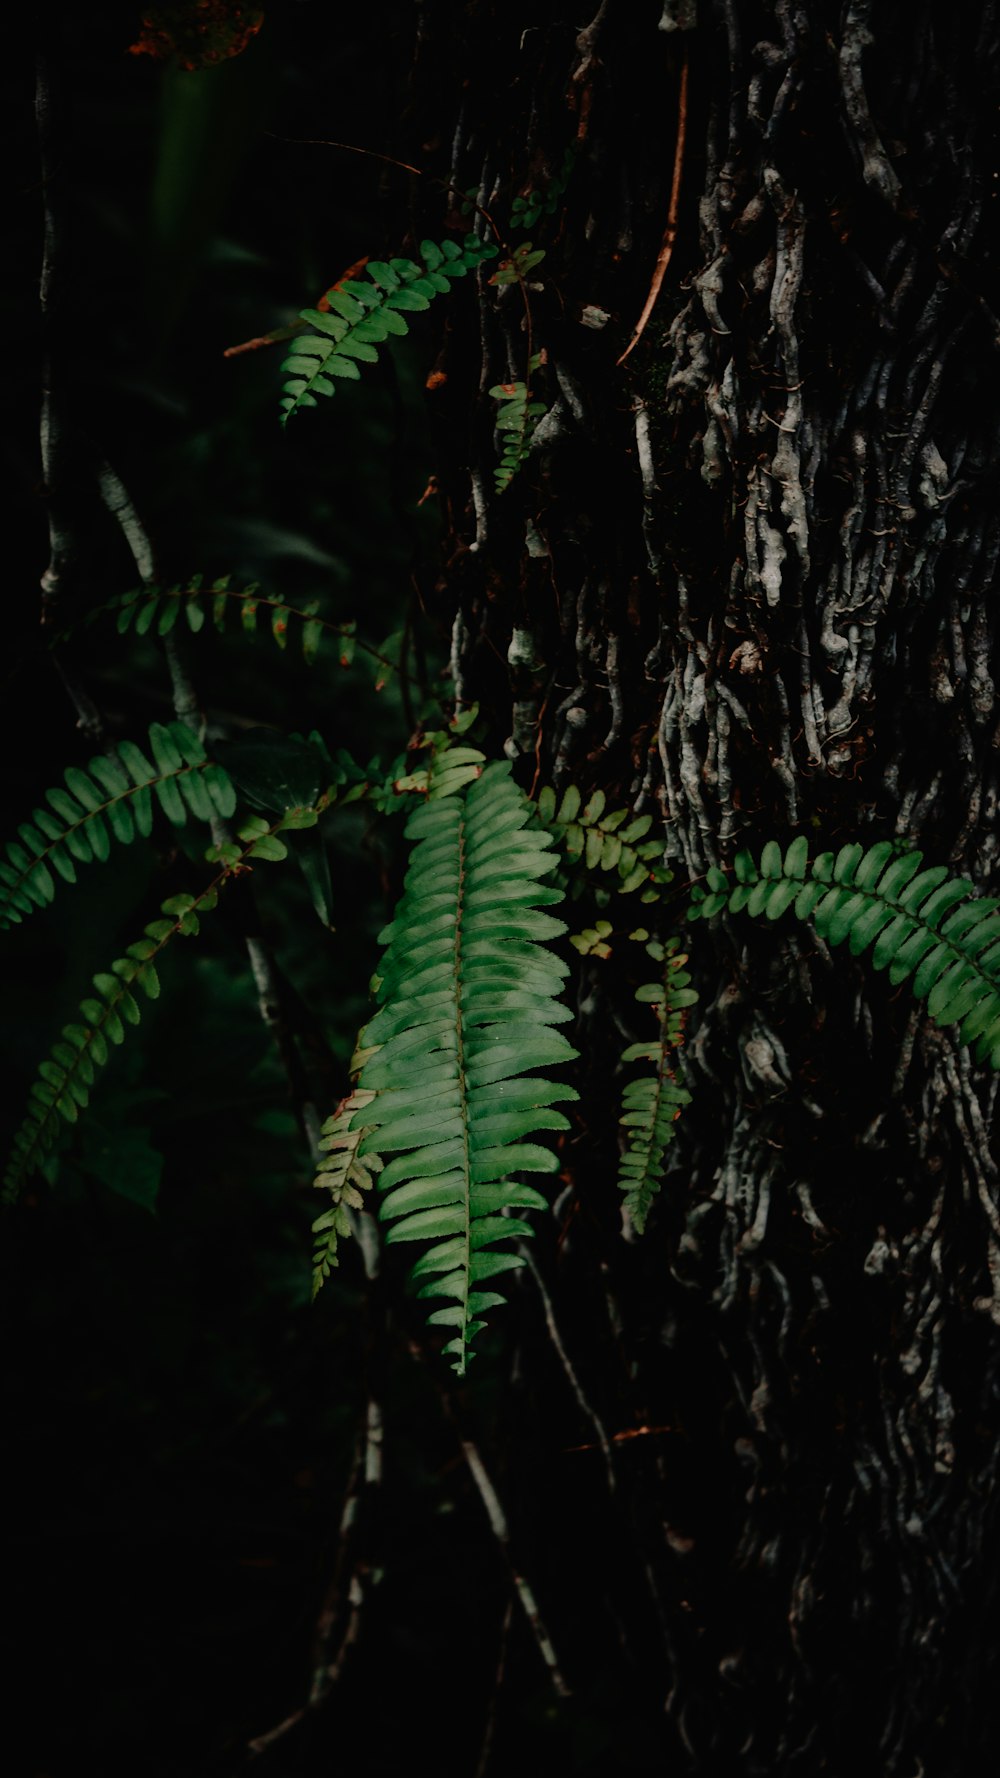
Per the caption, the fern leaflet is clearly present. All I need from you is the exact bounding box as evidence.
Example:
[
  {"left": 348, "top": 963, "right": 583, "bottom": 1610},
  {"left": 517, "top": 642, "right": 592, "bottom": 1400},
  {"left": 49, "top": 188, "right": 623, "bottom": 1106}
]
[
  {"left": 88, "top": 577, "right": 408, "bottom": 681},
  {"left": 311, "top": 1086, "right": 382, "bottom": 1295},
  {"left": 690, "top": 837, "right": 1000, "bottom": 1067},
  {"left": 536, "top": 783, "right": 672, "bottom": 900},
  {"left": 354, "top": 761, "right": 578, "bottom": 1373},
  {"left": 0, "top": 723, "right": 236, "bottom": 929},
  {"left": 281, "top": 237, "right": 498, "bottom": 425},
  {"left": 490, "top": 353, "right": 547, "bottom": 492},
  {"left": 4, "top": 808, "right": 318, "bottom": 1203},
  {"left": 617, "top": 936, "right": 696, "bottom": 1232}
]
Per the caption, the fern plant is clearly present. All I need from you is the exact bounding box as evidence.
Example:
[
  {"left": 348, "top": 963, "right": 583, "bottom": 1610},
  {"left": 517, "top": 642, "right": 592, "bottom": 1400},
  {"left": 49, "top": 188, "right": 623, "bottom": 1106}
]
[
  {"left": 617, "top": 935, "right": 696, "bottom": 1232},
  {"left": 689, "top": 837, "right": 1000, "bottom": 1068},
  {"left": 352, "top": 761, "right": 578, "bottom": 1373},
  {"left": 490, "top": 353, "right": 547, "bottom": 492},
  {"left": 281, "top": 237, "right": 498, "bottom": 425},
  {"left": 536, "top": 783, "right": 672, "bottom": 901},
  {"left": 311, "top": 1084, "right": 382, "bottom": 1294},
  {"left": 3, "top": 806, "right": 314, "bottom": 1204},
  {"left": 83, "top": 577, "right": 410, "bottom": 683},
  {"left": 0, "top": 723, "right": 235, "bottom": 929}
]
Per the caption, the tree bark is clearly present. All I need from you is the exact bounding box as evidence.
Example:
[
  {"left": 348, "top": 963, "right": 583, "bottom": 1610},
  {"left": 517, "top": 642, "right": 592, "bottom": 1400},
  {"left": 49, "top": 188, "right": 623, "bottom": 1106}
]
[{"left": 407, "top": 2, "right": 1000, "bottom": 1767}]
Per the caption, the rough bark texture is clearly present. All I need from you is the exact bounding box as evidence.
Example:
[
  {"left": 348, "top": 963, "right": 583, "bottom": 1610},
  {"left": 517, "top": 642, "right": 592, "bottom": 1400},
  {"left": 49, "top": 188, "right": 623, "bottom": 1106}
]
[{"left": 405, "top": 2, "right": 1000, "bottom": 1768}]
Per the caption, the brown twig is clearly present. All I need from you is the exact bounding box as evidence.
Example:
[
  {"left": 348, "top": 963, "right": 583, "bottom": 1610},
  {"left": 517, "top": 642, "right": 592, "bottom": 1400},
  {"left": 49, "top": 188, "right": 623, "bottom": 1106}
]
[
  {"left": 617, "top": 49, "right": 689, "bottom": 366},
  {"left": 247, "top": 1395, "right": 384, "bottom": 1756}
]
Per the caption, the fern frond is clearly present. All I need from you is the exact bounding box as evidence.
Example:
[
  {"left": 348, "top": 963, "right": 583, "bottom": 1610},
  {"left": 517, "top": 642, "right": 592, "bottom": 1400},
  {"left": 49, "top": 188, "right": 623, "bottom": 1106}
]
[
  {"left": 617, "top": 937, "right": 696, "bottom": 1232},
  {"left": 0, "top": 724, "right": 236, "bottom": 929},
  {"left": 281, "top": 236, "right": 498, "bottom": 425},
  {"left": 535, "top": 783, "right": 672, "bottom": 901},
  {"left": 95, "top": 576, "right": 407, "bottom": 679},
  {"left": 4, "top": 808, "right": 314, "bottom": 1204},
  {"left": 690, "top": 837, "right": 1000, "bottom": 1067},
  {"left": 355, "top": 761, "right": 578, "bottom": 1373},
  {"left": 311, "top": 1086, "right": 382, "bottom": 1295},
  {"left": 490, "top": 353, "right": 547, "bottom": 492}
]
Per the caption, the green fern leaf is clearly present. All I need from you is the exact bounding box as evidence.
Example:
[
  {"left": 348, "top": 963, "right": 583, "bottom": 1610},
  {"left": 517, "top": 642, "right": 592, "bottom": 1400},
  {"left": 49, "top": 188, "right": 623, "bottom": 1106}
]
[
  {"left": 4, "top": 806, "right": 319, "bottom": 1204},
  {"left": 697, "top": 838, "right": 1000, "bottom": 1068},
  {"left": 534, "top": 783, "right": 672, "bottom": 898},
  {"left": 281, "top": 237, "right": 498, "bottom": 425},
  {"left": 94, "top": 579, "right": 407, "bottom": 684},
  {"left": 0, "top": 726, "right": 236, "bottom": 930},
  {"left": 617, "top": 938, "right": 695, "bottom": 1232},
  {"left": 489, "top": 351, "right": 548, "bottom": 493},
  {"left": 355, "top": 761, "right": 577, "bottom": 1373},
  {"left": 311, "top": 1086, "right": 382, "bottom": 1294}
]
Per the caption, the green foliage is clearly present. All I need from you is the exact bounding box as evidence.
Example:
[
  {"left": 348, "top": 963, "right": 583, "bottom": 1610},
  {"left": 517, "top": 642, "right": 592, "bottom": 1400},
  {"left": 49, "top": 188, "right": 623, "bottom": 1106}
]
[
  {"left": 510, "top": 145, "right": 577, "bottom": 232},
  {"left": 536, "top": 783, "right": 672, "bottom": 900},
  {"left": 490, "top": 353, "right": 547, "bottom": 492},
  {"left": 0, "top": 723, "right": 235, "bottom": 929},
  {"left": 4, "top": 809, "right": 313, "bottom": 1203},
  {"left": 617, "top": 936, "right": 696, "bottom": 1233},
  {"left": 690, "top": 837, "right": 1000, "bottom": 1067},
  {"left": 96, "top": 575, "right": 409, "bottom": 681},
  {"left": 384, "top": 702, "right": 487, "bottom": 803},
  {"left": 569, "top": 918, "right": 614, "bottom": 959},
  {"left": 281, "top": 237, "right": 498, "bottom": 424},
  {"left": 354, "top": 761, "right": 578, "bottom": 1373},
  {"left": 311, "top": 1085, "right": 382, "bottom": 1294},
  {"left": 4, "top": 806, "right": 324, "bottom": 1204},
  {"left": 489, "top": 241, "right": 546, "bottom": 287}
]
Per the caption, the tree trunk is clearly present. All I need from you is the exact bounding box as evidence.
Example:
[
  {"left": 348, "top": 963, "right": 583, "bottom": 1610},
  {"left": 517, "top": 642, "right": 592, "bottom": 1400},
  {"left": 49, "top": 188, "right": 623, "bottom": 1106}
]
[{"left": 406, "top": 2, "right": 1000, "bottom": 1768}]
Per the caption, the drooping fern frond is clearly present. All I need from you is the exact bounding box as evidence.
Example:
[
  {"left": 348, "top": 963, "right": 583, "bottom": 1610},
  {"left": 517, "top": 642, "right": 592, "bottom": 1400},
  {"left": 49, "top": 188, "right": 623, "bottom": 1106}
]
[
  {"left": 689, "top": 837, "right": 1000, "bottom": 1068},
  {"left": 617, "top": 936, "right": 696, "bottom": 1233},
  {"left": 0, "top": 723, "right": 236, "bottom": 929},
  {"left": 281, "top": 236, "right": 498, "bottom": 425},
  {"left": 353, "top": 761, "right": 578, "bottom": 1373},
  {"left": 535, "top": 784, "right": 672, "bottom": 901},
  {"left": 490, "top": 353, "right": 547, "bottom": 492},
  {"left": 4, "top": 808, "right": 315, "bottom": 1204},
  {"left": 311, "top": 1086, "right": 382, "bottom": 1295}
]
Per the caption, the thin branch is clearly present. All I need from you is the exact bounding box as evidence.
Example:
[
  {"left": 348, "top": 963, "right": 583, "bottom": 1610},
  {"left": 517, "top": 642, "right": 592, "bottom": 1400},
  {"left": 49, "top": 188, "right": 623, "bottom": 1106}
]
[
  {"left": 458, "top": 1433, "right": 572, "bottom": 1697},
  {"left": 474, "top": 1595, "right": 514, "bottom": 1778},
  {"left": 247, "top": 1396, "right": 384, "bottom": 1756},
  {"left": 517, "top": 1243, "right": 617, "bottom": 1496},
  {"left": 264, "top": 132, "right": 423, "bottom": 177},
  {"left": 409, "top": 1338, "right": 571, "bottom": 1697},
  {"left": 617, "top": 49, "right": 689, "bottom": 365}
]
